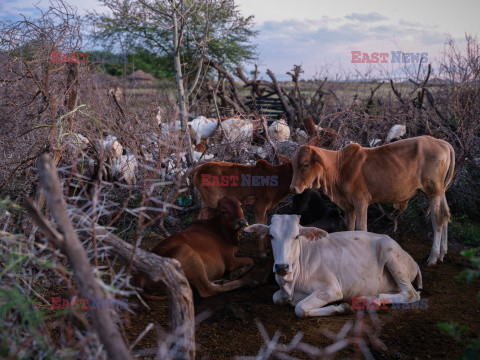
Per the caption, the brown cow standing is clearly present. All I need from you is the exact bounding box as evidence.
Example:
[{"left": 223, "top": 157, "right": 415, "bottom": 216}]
[
  {"left": 192, "top": 159, "right": 293, "bottom": 258},
  {"left": 289, "top": 136, "right": 455, "bottom": 266},
  {"left": 136, "top": 196, "right": 257, "bottom": 298}
]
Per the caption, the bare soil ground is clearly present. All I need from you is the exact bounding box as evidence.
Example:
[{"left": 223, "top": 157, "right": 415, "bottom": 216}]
[{"left": 125, "top": 230, "right": 480, "bottom": 359}]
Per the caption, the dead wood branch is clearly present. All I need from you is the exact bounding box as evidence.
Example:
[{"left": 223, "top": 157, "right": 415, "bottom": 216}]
[
  {"left": 68, "top": 206, "right": 195, "bottom": 360},
  {"left": 389, "top": 79, "right": 405, "bottom": 105},
  {"left": 235, "top": 67, "right": 267, "bottom": 97},
  {"left": 408, "top": 63, "right": 431, "bottom": 97},
  {"left": 24, "top": 154, "right": 196, "bottom": 360},
  {"left": 261, "top": 117, "right": 278, "bottom": 163},
  {"left": 206, "top": 58, "right": 248, "bottom": 113},
  {"left": 366, "top": 81, "right": 384, "bottom": 111},
  {"left": 24, "top": 154, "right": 131, "bottom": 360},
  {"left": 266, "top": 69, "right": 295, "bottom": 125},
  {"left": 203, "top": 78, "right": 245, "bottom": 115}
]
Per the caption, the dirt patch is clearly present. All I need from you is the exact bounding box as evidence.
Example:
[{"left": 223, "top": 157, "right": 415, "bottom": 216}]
[{"left": 125, "top": 232, "right": 480, "bottom": 359}]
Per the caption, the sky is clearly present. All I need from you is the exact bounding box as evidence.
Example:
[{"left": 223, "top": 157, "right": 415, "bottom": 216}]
[{"left": 1, "top": 0, "right": 479, "bottom": 79}]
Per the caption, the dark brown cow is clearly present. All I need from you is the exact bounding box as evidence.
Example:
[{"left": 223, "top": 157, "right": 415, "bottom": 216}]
[
  {"left": 289, "top": 136, "right": 455, "bottom": 266},
  {"left": 192, "top": 159, "right": 293, "bottom": 257},
  {"left": 290, "top": 189, "right": 343, "bottom": 233},
  {"left": 136, "top": 196, "right": 256, "bottom": 299},
  {"left": 307, "top": 129, "right": 340, "bottom": 149},
  {"left": 303, "top": 117, "right": 317, "bottom": 136},
  {"left": 303, "top": 118, "right": 340, "bottom": 149}
]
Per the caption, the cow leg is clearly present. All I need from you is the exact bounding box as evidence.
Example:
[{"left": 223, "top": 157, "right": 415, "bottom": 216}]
[
  {"left": 346, "top": 210, "right": 356, "bottom": 231},
  {"left": 379, "top": 257, "right": 420, "bottom": 303},
  {"left": 254, "top": 203, "right": 269, "bottom": 259},
  {"left": 392, "top": 200, "right": 409, "bottom": 232},
  {"left": 198, "top": 278, "right": 258, "bottom": 297},
  {"left": 294, "top": 285, "right": 345, "bottom": 318},
  {"left": 274, "top": 289, "right": 309, "bottom": 306},
  {"left": 192, "top": 268, "right": 258, "bottom": 298},
  {"left": 226, "top": 257, "right": 254, "bottom": 280},
  {"left": 304, "top": 303, "right": 353, "bottom": 317},
  {"left": 373, "top": 292, "right": 420, "bottom": 306},
  {"left": 427, "top": 195, "right": 445, "bottom": 266},
  {"left": 177, "top": 248, "right": 255, "bottom": 298},
  {"left": 273, "top": 289, "right": 288, "bottom": 305},
  {"left": 439, "top": 221, "right": 448, "bottom": 262},
  {"left": 354, "top": 203, "right": 368, "bottom": 231},
  {"left": 439, "top": 195, "right": 450, "bottom": 262}
]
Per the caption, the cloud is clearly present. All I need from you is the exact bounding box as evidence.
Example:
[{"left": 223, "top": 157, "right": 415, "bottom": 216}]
[
  {"left": 252, "top": 15, "right": 450, "bottom": 77},
  {"left": 345, "top": 12, "right": 388, "bottom": 22},
  {"left": 0, "top": 0, "right": 103, "bottom": 20}
]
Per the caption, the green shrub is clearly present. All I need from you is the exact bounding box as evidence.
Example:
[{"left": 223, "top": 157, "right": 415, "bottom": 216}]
[
  {"left": 449, "top": 217, "right": 480, "bottom": 246},
  {"left": 0, "top": 249, "right": 75, "bottom": 359},
  {"left": 438, "top": 249, "right": 480, "bottom": 360}
]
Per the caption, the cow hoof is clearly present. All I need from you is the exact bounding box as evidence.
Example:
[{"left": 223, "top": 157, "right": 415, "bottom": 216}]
[
  {"left": 339, "top": 303, "right": 354, "bottom": 315},
  {"left": 294, "top": 305, "right": 307, "bottom": 318},
  {"left": 426, "top": 259, "right": 437, "bottom": 267},
  {"left": 229, "top": 269, "right": 243, "bottom": 280}
]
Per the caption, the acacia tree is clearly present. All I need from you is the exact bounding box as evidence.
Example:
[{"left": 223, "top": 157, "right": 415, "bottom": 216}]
[{"left": 90, "top": 0, "right": 257, "bottom": 163}]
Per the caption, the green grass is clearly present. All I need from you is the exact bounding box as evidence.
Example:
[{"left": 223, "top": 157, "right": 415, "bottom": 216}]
[
  {"left": 0, "top": 233, "right": 76, "bottom": 359},
  {"left": 450, "top": 216, "right": 480, "bottom": 246}
]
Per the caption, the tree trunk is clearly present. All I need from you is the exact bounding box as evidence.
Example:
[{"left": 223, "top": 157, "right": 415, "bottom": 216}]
[{"left": 172, "top": 10, "right": 194, "bottom": 166}]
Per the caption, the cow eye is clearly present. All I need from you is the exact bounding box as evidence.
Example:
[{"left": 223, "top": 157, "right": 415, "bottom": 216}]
[
  {"left": 266, "top": 234, "right": 273, "bottom": 240},
  {"left": 294, "top": 235, "right": 301, "bottom": 239}
]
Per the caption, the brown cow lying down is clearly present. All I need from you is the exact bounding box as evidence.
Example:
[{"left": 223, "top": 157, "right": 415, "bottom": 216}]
[
  {"left": 135, "top": 196, "right": 257, "bottom": 299},
  {"left": 246, "top": 215, "right": 422, "bottom": 317},
  {"left": 192, "top": 159, "right": 293, "bottom": 258},
  {"left": 289, "top": 136, "right": 455, "bottom": 266}
]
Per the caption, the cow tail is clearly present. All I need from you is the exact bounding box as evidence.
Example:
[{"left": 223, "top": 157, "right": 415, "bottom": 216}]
[
  {"left": 415, "top": 262, "right": 423, "bottom": 291},
  {"left": 438, "top": 144, "right": 455, "bottom": 224},
  {"left": 444, "top": 144, "right": 456, "bottom": 191}
]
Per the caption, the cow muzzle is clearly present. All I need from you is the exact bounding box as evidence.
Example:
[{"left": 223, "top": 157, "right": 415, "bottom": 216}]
[
  {"left": 289, "top": 186, "right": 301, "bottom": 194},
  {"left": 235, "top": 218, "right": 248, "bottom": 230},
  {"left": 274, "top": 263, "right": 290, "bottom": 276}
]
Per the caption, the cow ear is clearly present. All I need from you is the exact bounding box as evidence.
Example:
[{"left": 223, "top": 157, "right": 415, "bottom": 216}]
[
  {"left": 311, "top": 149, "right": 328, "bottom": 170},
  {"left": 277, "top": 154, "right": 291, "bottom": 164},
  {"left": 242, "top": 195, "right": 256, "bottom": 205},
  {"left": 307, "top": 135, "right": 320, "bottom": 146},
  {"left": 244, "top": 224, "right": 270, "bottom": 237},
  {"left": 198, "top": 207, "right": 215, "bottom": 220},
  {"left": 299, "top": 227, "right": 328, "bottom": 241}
]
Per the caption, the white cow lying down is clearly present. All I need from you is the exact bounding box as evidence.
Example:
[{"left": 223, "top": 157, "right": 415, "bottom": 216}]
[{"left": 245, "top": 215, "right": 422, "bottom": 318}]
